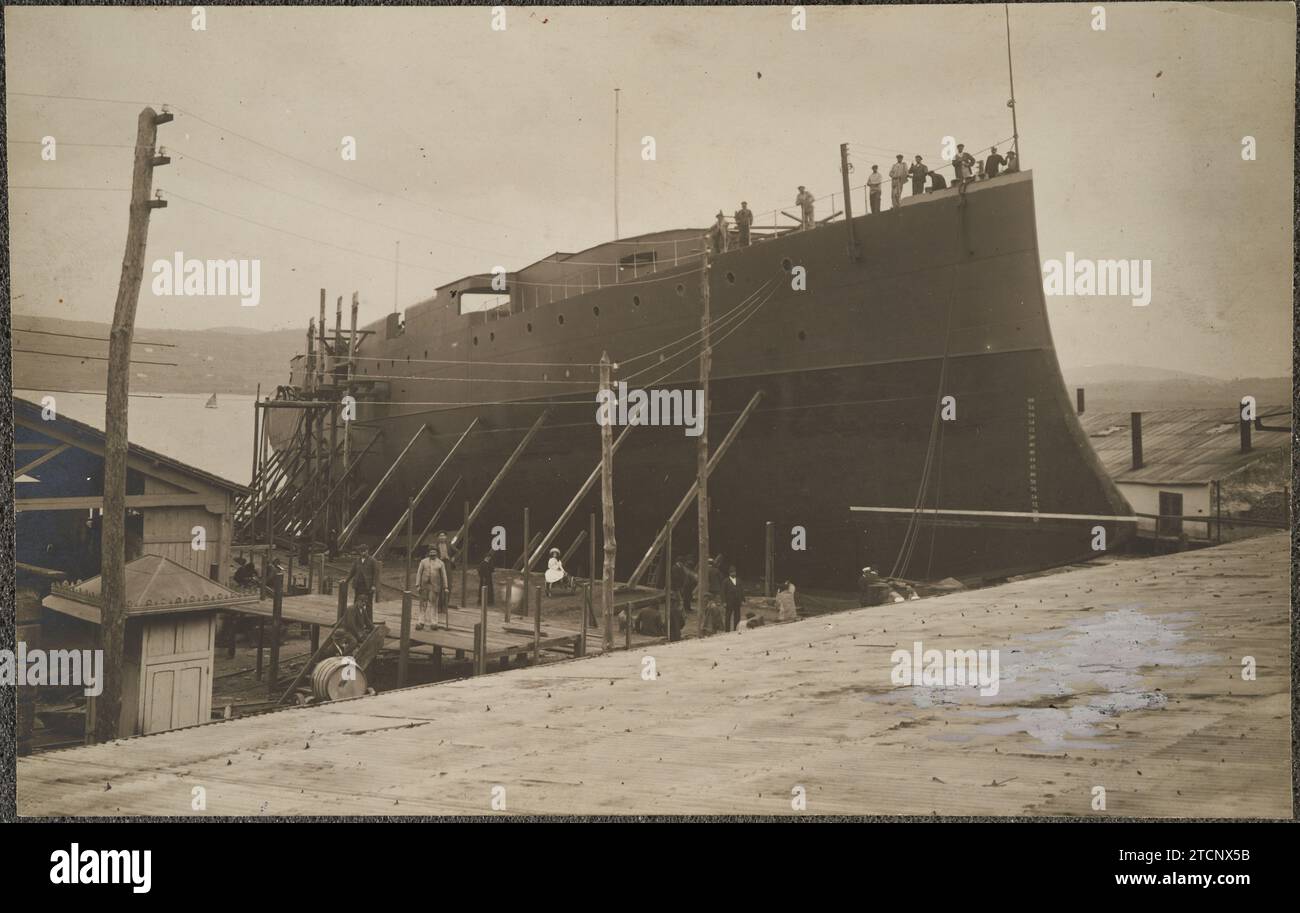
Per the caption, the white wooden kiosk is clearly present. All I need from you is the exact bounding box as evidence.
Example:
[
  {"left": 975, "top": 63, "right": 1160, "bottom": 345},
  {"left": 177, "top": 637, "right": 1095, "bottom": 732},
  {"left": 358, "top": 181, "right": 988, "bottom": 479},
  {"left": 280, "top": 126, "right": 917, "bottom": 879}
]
[{"left": 43, "top": 555, "right": 255, "bottom": 738}]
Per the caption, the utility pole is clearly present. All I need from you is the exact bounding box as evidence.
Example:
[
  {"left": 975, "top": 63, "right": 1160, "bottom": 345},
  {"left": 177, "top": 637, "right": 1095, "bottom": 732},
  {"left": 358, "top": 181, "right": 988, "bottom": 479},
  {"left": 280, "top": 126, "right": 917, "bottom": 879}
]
[
  {"left": 696, "top": 240, "right": 711, "bottom": 637},
  {"left": 600, "top": 352, "right": 616, "bottom": 650},
  {"left": 839, "top": 143, "right": 860, "bottom": 260},
  {"left": 94, "top": 106, "right": 170, "bottom": 744}
]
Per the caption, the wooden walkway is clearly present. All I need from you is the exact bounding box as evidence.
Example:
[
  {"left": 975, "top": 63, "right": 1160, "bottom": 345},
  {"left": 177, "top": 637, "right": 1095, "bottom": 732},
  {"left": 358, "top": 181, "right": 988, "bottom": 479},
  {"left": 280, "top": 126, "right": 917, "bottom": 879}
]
[
  {"left": 238, "top": 593, "right": 585, "bottom": 669},
  {"left": 17, "top": 533, "right": 1291, "bottom": 817}
]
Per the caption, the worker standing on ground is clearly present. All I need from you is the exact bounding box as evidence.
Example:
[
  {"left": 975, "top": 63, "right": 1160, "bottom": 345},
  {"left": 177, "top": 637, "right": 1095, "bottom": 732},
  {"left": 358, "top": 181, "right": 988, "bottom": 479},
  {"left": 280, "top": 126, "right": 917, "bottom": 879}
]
[
  {"left": 734, "top": 201, "right": 753, "bottom": 247},
  {"left": 345, "top": 544, "right": 380, "bottom": 629},
  {"left": 909, "top": 155, "right": 928, "bottom": 196},
  {"left": 415, "top": 546, "right": 448, "bottom": 630},
  {"left": 867, "top": 165, "right": 883, "bottom": 214},
  {"left": 889, "top": 154, "right": 908, "bottom": 209},
  {"left": 674, "top": 556, "right": 697, "bottom": 617},
  {"left": 722, "top": 564, "right": 744, "bottom": 632},
  {"left": 795, "top": 186, "right": 815, "bottom": 229}
]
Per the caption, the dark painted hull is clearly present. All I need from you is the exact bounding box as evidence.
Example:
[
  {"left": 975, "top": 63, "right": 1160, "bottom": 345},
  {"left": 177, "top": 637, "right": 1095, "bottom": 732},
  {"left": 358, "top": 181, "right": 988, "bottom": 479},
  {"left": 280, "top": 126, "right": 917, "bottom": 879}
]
[{"left": 284, "top": 172, "right": 1131, "bottom": 587}]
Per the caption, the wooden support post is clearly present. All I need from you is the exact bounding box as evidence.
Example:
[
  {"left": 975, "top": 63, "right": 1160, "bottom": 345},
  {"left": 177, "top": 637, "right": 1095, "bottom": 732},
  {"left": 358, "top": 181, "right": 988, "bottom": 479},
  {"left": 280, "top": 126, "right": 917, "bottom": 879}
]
[
  {"left": 255, "top": 619, "right": 265, "bottom": 680},
  {"left": 473, "top": 623, "right": 483, "bottom": 676},
  {"left": 533, "top": 580, "right": 542, "bottom": 665},
  {"left": 336, "top": 580, "right": 347, "bottom": 624},
  {"left": 94, "top": 106, "right": 169, "bottom": 744},
  {"left": 404, "top": 496, "right": 414, "bottom": 593},
  {"left": 664, "top": 520, "right": 673, "bottom": 641},
  {"left": 310, "top": 624, "right": 320, "bottom": 655},
  {"left": 839, "top": 143, "right": 860, "bottom": 260},
  {"left": 697, "top": 242, "right": 712, "bottom": 637},
  {"left": 268, "top": 571, "right": 283, "bottom": 694},
  {"left": 398, "top": 590, "right": 412, "bottom": 687},
  {"left": 600, "top": 353, "right": 616, "bottom": 651},
  {"left": 586, "top": 512, "right": 596, "bottom": 652},
  {"left": 765, "top": 521, "right": 775, "bottom": 597},
  {"left": 432, "top": 645, "right": 442, "bottom": 676},
  {"left": 479, "top": 585, "right": 489, "bottom": 676},
  {"left": 520, "top": 507, "right": 529, "bottom": 626},
  {"left": 527, "top": 424, "right": 634, "bottom": 572},
  {"left": 460, "top": 499, "right": 470, "bottom": 608}
]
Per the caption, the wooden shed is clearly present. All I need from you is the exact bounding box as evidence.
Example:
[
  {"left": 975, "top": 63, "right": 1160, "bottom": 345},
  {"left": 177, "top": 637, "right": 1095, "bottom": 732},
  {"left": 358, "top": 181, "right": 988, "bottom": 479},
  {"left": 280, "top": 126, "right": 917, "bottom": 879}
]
[
  {"left": 43, "top": 555, "right": 255, "bottom": 738},
  {"left": 14, "top": 396, "right": 246, "bottom": 587}
]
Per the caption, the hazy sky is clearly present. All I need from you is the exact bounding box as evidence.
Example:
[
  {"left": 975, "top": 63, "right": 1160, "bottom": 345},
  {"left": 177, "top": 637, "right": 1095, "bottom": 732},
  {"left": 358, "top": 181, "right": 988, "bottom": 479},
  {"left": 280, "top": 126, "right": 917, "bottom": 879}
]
[{"left": 5, "top": 3, "right": 1294, "bottom": 378}]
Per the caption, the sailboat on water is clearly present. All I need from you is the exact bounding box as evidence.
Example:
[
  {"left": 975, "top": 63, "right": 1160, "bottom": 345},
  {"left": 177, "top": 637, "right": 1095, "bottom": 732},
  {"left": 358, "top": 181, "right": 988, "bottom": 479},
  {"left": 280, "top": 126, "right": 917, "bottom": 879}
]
[{"left": 204, "top": 393, "right": 218, "bottom": 409}]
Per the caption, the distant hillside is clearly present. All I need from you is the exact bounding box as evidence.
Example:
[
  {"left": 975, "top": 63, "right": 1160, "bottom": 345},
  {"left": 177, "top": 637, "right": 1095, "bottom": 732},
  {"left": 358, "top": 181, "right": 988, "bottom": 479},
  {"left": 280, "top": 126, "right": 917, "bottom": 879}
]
[
  {"left": 12, "top": 314, "right": 301, "bottom": 395},
  {"left": 1061, "top": 365, "right": 1291, "bottom": 413}
]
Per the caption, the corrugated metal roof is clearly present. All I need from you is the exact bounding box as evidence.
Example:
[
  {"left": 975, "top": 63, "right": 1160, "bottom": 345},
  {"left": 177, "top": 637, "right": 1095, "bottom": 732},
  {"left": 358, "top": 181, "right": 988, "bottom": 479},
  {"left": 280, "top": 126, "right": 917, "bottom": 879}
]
[{"left": 1079, "top": 404, "right": 1291, "bottom": 484}]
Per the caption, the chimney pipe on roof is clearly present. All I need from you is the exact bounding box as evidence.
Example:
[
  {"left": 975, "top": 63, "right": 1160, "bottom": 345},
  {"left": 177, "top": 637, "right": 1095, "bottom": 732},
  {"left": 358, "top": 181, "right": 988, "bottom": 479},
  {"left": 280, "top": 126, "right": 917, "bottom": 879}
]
[
  {"left": 1130, "top": 412, "right": 1143, "bottom": 470},
  {"left": 1076, "top": 387, "right": 1085, "bottom": 415}
]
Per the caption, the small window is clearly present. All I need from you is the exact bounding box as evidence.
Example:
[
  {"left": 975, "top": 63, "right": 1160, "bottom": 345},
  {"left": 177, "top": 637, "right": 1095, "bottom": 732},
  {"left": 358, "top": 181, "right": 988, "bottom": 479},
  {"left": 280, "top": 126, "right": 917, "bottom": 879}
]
[
  {"left": 781, "top": 258, "right": 793, "bottom": 272},
  {"left": 457, "top": 291, "right": 510, "bottom": 316},
  {"left": 558, "top": 314, "right": 565, "bottom": 325},
  {"left": 592, "top": 306, "right": 600, "bottom": 317},
  {"left": 675, "top": 284, "right": 685, "bottom": 296},
  {"left": 473, "top": 336, "right": 479, "bottom": 346},
  {"left": 526, "top": 322, "right": 533, "bottom": 333},
  {"left": 632, "top": 295, "right": 641, "bottom": 307},
  {"left": 726, "top": 271, "right": 736, "bottom": 284},
  {"left": 797, "top": 330, "right": 807, "bottom": 341}
]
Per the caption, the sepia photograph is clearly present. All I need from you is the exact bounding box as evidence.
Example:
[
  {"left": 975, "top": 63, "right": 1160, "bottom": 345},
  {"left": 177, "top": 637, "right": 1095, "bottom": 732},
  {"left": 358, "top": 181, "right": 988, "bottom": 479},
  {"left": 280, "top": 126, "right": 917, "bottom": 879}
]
[{"left": 2, "top": 0, "right": 1294, "bottom": 855}]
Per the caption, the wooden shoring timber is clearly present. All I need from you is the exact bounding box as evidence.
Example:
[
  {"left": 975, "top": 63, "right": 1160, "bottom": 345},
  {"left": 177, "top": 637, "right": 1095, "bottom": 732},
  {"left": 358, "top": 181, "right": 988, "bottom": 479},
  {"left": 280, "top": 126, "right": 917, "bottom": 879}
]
[
  {"left": 337, "top": 424, "right": 430, "bottom": 549},
  {"left": 375, "top": 419, "right": 479, "bottom": 559},
  {"left": 626, "top": 389, "right": 764, "bottom": 588},
  {"left": 527, "top": 423, "right": 635, "bottom": 572},
  {"left": 411, "top": 476, "right": 464, "bottom": 552},
  {"left": 450, "top": 409, "right": 551, "bottom": 551},
  {"left": 301, "top": 430, "right": 383, "bottom": 531},
  {"left": 513, "top": 532, "right": 544, "bottom": 572},
  {"left": 561, "top": 529, "right": 587, "bottom": 568}
]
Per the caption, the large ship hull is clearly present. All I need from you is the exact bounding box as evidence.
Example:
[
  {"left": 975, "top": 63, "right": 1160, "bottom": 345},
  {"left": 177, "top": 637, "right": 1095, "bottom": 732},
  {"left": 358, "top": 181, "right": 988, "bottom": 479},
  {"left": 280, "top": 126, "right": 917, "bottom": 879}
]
[{"left": 284, "top": 172, "right": 1131, "bottom": 587}]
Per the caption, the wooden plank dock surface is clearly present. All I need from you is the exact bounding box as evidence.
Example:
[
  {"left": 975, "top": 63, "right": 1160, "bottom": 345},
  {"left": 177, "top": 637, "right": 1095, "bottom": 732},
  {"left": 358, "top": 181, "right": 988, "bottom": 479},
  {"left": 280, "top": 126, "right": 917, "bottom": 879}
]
[{"left": 17, "top": 533, "right": 1291, "bottom": 817}]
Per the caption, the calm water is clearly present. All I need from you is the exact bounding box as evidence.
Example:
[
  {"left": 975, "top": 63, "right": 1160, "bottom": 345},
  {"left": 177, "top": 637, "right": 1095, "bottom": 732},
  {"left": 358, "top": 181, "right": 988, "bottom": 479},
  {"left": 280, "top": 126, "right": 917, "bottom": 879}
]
[{"left": 17, "top": 390, "right": 258, "bottom": 486}]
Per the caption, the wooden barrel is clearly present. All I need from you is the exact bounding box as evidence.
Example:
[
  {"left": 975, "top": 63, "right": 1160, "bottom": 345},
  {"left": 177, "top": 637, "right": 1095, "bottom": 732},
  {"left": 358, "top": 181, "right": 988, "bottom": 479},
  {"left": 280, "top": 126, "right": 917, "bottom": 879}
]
[{"left": 310, "top": 656, "right": 367, "bottom": 701}]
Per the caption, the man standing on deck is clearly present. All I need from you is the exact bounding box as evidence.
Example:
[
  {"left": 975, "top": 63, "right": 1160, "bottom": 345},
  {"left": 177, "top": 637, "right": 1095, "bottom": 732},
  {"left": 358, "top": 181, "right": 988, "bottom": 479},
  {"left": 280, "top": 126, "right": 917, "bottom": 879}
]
[
  {"left": 416, "top": 546, "right": 448, "bottom": 630},
  {"left": 345, "top": 544, "right": 380, "bottom": 629},
  {"left": 909, "top": 155, "right": 928, "bottom": 196},
  {"left": 734, "top": 201, "right": 753, "bottom": 247},
  {"left": 723, "top": 565, "right": 744, "bottom": 632},
  {"left": 984, "top": 146, "right": 1005, "bottom": 179},
  {"left": 795, "top": 186, "right": 815, "bottom": 229},
  {"left": 710, "top": 210, "right": 729, "bottom": 253},
  {"left": 889, "top": 155, "right": 909, "bottom": 209},
  {"left": 867, "top": 166, "right": 883, "bottom": 213}
]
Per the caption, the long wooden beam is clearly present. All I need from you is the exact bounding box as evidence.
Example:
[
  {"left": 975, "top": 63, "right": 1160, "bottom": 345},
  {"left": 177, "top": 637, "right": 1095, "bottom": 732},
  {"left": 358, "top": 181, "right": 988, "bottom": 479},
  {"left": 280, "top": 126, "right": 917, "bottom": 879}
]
[
  {"left": 337, "top": 424, "right": 430, "bottom": 548},
  {"left": 527, "top": 423, "right": 634, "bottom": 571},
  {"left": 412, "top": 476, "right": 463, "bottom": 551},
  {"left": 16, "top": 443, "right": 70, "bottom": 477},
  {"left": 626, "top": 390, "right": 764, "bottom": 587},
  {"left": 17, "top": 493, "right": 225, "bottom": 513},
  {"left": 375, "top": 419, "right": 478, "bottom": 559},
  {"left": 451, "top": 409, "right": 550, "bottom": 550}
]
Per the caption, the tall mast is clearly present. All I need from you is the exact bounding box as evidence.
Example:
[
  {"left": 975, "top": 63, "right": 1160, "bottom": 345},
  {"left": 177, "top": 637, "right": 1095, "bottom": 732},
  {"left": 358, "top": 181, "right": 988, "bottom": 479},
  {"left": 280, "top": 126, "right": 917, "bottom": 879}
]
[
  {"left": 613, "top": 87, "right": 621, "bottom": 240},
  {"left": 1005, "top": 4, "right": 1020, "bottom": 164}
]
